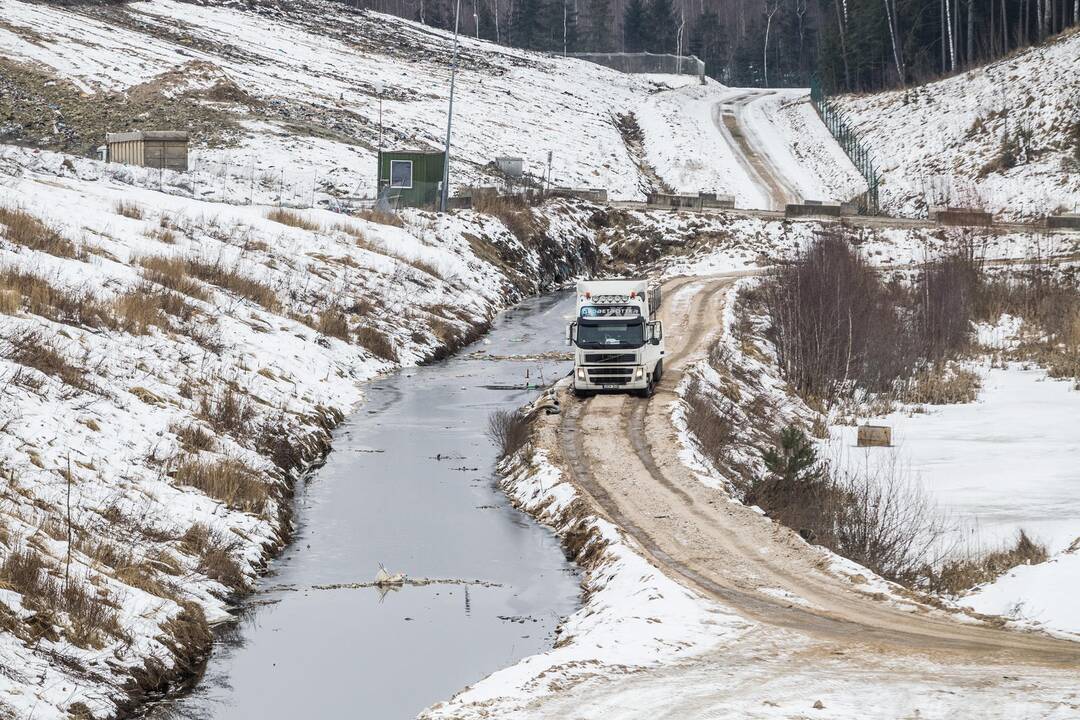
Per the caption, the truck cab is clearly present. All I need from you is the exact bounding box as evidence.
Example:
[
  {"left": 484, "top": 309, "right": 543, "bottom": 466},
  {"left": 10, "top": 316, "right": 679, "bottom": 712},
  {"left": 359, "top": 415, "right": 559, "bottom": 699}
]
[{"left": 566, "top": 279, "right": 664, "bottom": 397}]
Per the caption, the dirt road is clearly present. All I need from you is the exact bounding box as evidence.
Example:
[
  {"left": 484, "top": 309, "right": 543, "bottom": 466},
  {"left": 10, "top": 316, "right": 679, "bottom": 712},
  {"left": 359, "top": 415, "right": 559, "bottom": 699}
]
[
  {"left": 540, "top": 275, "right": 1080, "bottom": 715},
  {"left": 713, "top": 91, "right": 801, "bottom": 210}
]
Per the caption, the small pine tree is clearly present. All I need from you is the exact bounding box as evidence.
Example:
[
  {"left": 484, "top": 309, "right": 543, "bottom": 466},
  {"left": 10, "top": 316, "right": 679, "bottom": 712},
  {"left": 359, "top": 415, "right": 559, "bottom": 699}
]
[{"left": 762, "top": 426, "right": 821, "bottom": 486}]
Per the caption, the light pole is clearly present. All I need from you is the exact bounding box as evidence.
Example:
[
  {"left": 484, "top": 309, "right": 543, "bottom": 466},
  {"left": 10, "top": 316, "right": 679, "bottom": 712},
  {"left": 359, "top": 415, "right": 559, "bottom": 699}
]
[{"left": 440, "top": 0, "right": 462, "bottom": 213}]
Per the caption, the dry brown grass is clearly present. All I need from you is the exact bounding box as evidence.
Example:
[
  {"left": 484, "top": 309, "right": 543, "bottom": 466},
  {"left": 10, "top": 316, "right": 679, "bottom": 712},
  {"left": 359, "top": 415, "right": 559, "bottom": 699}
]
[
  {"left": 114, "top": 200, "right": 144, "bottom": 220},
  {"left": 316, "top": 307, "right": 350, "bottom": 341},
  {"left": 356, "top": 208, "right": 403, "bottom": 228},
  {"left": 147, "top": 227, "right": 178, "bottom": 244},
  {"left": 407, "top": 256, "right": 443, "bottom": 279},
  {"left": 0, "top": 287, "right": 18, "bottom": 314},
  {"left": 0, "top": 548, "right": 123, "bottom": 648},
  {"left": 180, "top": 523, "right": 247, "bottom": 591},
  {"left": 169, "top": 422, "right": 215, "bottom": 453},
  {"left": 898, "top": 364, "right": 982, "bottom": 405},
  {"left": 197, "top": 387, "right": 255, "bottom": 436},
  {"left": 355, "top": 325, "right": 398, "bottom": 362},
  {"left": 0, "top": 206, "right": 79, "bottom": 258},
  {"left": 137, "top": 256, "right": 211, "bottom": 302},
  {"left": 139, "top": 255, "right": 278, "bottom": 311},
  {"left": 173, "top": 457, "right": 269, "bottom": 514},
  {"left": 928, "top": 530, "right": 1049, "bottom": 596},
  {"left": 0, "top": 269, "right": 114, "bottom": 328},
  {"left": 4, "top": 328, "right": 91, "bottom": 391},
  {"left": 185, "top": 258, "right": 279, "bottom": 312},
  {"left": 112, "top": 284, "right": 197, "bottom": 334},
  {"left": 471, "top": 193, "right": 541, "bottom": 243},
  {"left": 266, "top": 207, "right": 321, "bottom": 232}
]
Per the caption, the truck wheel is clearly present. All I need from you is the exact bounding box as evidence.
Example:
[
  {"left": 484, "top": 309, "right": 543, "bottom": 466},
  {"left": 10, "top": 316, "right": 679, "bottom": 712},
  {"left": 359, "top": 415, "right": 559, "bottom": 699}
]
[
  {"left": 573, "top": 387, "right": 592, "bottom": 399},
  {"left": 654, "top": 360, "right": 664, "bottom": 382},
  {"left": 639, "top": 381, "right": 654, "bottom": 399}
]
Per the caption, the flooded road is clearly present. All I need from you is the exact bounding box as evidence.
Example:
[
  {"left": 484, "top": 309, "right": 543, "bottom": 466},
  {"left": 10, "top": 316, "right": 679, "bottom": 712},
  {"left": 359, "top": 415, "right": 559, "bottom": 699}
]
[{"left": 155, "top": 292, "right": 580, "bottom": 719}]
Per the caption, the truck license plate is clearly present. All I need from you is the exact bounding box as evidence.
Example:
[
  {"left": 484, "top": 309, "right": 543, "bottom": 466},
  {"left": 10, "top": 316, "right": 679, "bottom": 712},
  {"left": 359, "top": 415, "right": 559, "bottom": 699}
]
[{"left": 602, "top": 384, "right": 620, "bottom": 389}]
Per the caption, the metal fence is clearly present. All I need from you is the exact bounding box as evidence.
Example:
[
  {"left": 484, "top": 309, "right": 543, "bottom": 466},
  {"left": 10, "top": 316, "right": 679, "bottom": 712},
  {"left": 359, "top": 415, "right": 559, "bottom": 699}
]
[
  {"left": 810, "top": 79, "right": 880, "bottom": 215},
  {"left": 570, "top": 52, "right": 705, "bottom": 83}
]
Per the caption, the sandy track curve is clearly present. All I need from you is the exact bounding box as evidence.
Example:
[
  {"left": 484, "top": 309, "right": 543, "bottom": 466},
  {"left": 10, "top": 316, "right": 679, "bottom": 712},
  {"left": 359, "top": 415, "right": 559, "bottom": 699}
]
[{"left": 555, "top": 275, "right": 1080, "bottom": 673}]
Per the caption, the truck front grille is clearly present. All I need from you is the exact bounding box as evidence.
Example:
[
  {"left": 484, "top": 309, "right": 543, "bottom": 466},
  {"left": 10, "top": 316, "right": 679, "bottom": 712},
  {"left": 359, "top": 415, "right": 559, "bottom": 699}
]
[
  {"left": 587, "top": 367, "right": 634, "bottom": 385},
  {"left": 584, "top": 353, "right": 636, "bottom": 364}
]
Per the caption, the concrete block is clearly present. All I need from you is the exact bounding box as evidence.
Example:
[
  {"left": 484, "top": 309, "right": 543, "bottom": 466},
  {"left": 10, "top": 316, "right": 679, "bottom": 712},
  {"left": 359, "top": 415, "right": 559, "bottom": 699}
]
[{"left": 857, "top": 425, "right": 892, "bottom": 448}]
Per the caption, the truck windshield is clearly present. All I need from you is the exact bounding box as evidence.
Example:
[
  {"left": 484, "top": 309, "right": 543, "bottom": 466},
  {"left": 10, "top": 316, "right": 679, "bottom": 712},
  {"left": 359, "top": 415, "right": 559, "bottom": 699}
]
[{"left": 576, "top": 319, "right": 644, "bottom": 348}]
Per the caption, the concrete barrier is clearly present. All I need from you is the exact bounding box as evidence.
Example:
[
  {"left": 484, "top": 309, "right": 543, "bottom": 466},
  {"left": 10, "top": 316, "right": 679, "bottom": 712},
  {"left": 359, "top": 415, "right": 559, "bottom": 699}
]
[
  {"left": 551, "top": 187, "right": 609, "bottom": 203},
  {"left": 1046, "top": 213, "right": 1080, "bottom": 230},
  {"left": 647, "top": 192, "right": 736, "bottom": 210},
  {"left": 785, "top": 202, "right": 842, "bottom": 218},
  {"left": 930, "top": 207, "right": 993, "bottom": 227},
  {"left": 857, "top": 425, "right": 892, "bottom": 448}
]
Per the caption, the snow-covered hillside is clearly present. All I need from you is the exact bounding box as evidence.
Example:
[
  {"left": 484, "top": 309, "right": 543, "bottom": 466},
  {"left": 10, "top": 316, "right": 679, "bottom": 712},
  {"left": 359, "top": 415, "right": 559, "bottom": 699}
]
[
  {"left": 837, "top": 28, "right": 1080, "bottom": 220},
  {"left": 0, "top": 0, "right": 861, "bottom": 209}
]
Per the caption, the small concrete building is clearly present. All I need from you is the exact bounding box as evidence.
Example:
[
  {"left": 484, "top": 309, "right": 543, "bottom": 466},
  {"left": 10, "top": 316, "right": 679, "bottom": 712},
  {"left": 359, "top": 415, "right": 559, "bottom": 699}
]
[{"left": 106, "top": 131, "right": 189, "bottom": 172}]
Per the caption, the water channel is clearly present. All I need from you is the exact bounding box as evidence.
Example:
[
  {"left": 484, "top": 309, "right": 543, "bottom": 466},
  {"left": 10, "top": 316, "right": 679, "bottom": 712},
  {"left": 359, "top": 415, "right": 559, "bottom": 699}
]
[{"left": 154, "top": 291, "right": 581, "bottom": 719}]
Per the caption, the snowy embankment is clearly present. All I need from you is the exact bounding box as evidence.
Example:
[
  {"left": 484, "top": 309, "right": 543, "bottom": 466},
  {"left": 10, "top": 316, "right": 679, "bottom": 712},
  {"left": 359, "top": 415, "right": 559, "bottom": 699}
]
[
  {"left": 836, "top": 27, "right": 1080, "bottom": 220},
  {"left": 0, "top": 0, "right": 797, "bottom": 204}
]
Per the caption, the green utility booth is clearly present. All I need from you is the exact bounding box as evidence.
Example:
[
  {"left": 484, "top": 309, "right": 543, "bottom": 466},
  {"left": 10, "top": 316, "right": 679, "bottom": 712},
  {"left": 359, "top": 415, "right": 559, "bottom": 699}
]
[{"left": 377, "top": 150, "right": 445, "bottom": 209}]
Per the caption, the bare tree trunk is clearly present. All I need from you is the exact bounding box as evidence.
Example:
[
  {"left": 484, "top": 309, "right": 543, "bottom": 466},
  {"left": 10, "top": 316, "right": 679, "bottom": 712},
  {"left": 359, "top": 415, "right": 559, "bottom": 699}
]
[
  {"left": 945, "top": 0, "right": 956, "bottom": 69},
  {"left": 835, "top": 0, "right": 852, "bottom": 88},
  {"left": 966, "top": 0, "right": 974, "bottom": 64},
  {"left": 883, "top": 0, "right": 905, "bottom": 81},
  {"left": 763, "top": 2, "right": 779, "bottom": 86}
]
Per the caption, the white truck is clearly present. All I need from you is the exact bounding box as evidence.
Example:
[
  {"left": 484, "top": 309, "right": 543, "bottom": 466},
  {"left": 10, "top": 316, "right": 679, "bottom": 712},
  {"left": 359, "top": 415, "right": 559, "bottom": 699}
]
[{"left": 566, "top": 279, "right": 664, "bottom": 397}]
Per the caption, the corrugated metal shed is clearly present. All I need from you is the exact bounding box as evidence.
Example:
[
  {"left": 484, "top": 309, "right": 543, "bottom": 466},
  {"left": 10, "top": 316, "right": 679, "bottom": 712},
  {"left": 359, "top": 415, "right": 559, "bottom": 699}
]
[{"left": 106, "top": 131, "right": 189, "bottom": 172}]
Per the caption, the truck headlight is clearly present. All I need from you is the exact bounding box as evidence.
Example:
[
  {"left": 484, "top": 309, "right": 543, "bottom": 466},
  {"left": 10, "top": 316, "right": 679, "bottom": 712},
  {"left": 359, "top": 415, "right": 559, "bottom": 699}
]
[
  {"left": 576, "top": 368, "right": 586, "bottom": 381},
  {"left": 635, "top": 367, "right": 644, "bottom": 380}
]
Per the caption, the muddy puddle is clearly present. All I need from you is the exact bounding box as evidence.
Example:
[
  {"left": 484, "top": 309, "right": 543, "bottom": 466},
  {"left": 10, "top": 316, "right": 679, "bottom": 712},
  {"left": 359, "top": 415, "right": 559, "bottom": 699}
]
[{"left": 152, "top": 292, "right": 580, "bottom": 719}]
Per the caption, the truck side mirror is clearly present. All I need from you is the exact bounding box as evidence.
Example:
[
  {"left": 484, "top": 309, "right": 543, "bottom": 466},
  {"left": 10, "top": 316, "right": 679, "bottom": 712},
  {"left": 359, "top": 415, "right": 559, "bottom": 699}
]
[
  {"left": 566, "top": 322, "right": 577, "bottom": 347},
  {"left": 649, "top": 321, "right": 663, "bottom": 345}
]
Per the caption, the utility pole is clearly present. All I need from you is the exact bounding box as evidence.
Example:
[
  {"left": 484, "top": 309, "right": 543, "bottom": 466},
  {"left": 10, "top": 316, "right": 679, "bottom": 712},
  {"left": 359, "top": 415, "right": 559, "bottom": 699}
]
[{"left": 441, "top": 0, "right": 462, "bottom": 213}]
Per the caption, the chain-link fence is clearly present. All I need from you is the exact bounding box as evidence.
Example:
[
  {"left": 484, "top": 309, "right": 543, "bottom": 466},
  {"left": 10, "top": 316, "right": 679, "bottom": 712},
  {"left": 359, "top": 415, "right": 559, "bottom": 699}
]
[
  {"left": 570, "top": 53, "right": 705, "bottom": 83},
  {"left": 810, "top": 79, "right": 880, "bottom": 215}
]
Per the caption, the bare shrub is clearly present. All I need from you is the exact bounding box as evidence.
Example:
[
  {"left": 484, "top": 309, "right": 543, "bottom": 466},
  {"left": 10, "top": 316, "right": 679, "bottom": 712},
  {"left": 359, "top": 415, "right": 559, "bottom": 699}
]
[
  {"left": 486, "top": 409, "right": 531, "bottom": 458},
  {"left": 356, "top": 208, "right": 403, "bottom": 228},
  {"left": 0, "top": 547, "right": 49, "bottom": 598},
  {"left": 762, "top": 235, "right": 914, "bottom": 399},
  {"left": 355, "top": 325, "right": 399, "bottom": 362},
  {"left": 62, "top": 581, "right": 124, "bottom": 648},
  {"left": 197, "top": 387, "right": 255, "bottom": 436},
  {"left": 915, "top": 249, "right": 980, "bottom": 359},
  {"left": 753, "top": 427, "right": 946, "bottom": 585},
  {"left": 147, "top": 227, "right": 178, "bottom": 244},
  {"left": 683, "top": 376, "right": 737, "bottom": 471},
  {"left": 928, "top": 530, "right": 1049, "bottom": 596},
  {"left": 266, "top": 207, "right": 321, "bottom": 232},
  {"left": 173, "top": 457, "right": 269, "bottom": 514},
  {"left": 4, "top": 328, "right": 91, "bottom": 391},
  {"left": 897, "top": 364, "right": 981, "bottom": 404},
  {"left": 0, "top": 206, "right": 78, "bottom": 258},
  {"left": 180, "top": 523, "right": 247, "bottom": 591}
]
